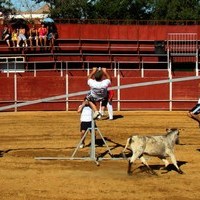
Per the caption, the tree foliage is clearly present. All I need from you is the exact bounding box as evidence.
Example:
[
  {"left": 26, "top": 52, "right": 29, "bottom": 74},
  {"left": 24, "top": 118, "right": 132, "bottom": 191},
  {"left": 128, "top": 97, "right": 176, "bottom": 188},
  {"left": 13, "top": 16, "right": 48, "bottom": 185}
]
[
  {"left": 0, "top": 0, "right": 14, "bottom": 18},
  {"left": 4, "top": 0, "right": 200, "bottom": 21},
  {"left": 149, "top": 0, "right": 200, "bottom": 20},
  {"left": 92, "top": 0, "right": 153, "bottom": 20}
]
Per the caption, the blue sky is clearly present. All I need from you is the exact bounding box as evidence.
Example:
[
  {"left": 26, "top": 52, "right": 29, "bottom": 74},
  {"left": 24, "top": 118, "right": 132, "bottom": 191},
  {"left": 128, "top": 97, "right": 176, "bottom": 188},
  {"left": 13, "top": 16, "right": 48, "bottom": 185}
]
[{"left": 11, "top": 0, "right": 45, "bottom": 11}]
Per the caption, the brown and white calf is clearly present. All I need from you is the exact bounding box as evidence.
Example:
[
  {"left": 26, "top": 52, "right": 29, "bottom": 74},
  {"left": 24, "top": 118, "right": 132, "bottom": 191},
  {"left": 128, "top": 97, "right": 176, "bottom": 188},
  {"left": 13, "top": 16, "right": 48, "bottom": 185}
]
[{"left": 123, "top": 128, "right": 183, "bottom": 175}]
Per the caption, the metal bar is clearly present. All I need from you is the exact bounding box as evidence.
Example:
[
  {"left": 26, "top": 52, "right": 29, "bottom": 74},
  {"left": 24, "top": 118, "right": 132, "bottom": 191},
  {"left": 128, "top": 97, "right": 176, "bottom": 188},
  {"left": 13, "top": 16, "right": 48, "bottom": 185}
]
[
  {"left": 90, "top": 117, "right": 96, "bottom": 160},
  {"left": 14, "top": 74, "right": 17, "bottom": 112}
]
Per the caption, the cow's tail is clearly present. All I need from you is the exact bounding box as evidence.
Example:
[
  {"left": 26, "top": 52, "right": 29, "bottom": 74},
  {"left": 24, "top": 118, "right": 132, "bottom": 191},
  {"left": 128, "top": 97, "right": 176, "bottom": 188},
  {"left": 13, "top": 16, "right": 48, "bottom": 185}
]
[{"left": 122, "top": 137, "right": 132, "bottom": 159}]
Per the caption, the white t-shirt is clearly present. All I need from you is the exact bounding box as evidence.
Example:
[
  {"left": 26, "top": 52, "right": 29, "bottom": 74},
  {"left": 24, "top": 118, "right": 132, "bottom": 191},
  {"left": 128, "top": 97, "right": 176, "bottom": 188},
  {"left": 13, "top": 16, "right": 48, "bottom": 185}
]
[
  {"left": 80, "top": 105, "right": 92, "bottom": 122},
  {"left": 87, "top": 79, "right": 111, "bottom": 101}
]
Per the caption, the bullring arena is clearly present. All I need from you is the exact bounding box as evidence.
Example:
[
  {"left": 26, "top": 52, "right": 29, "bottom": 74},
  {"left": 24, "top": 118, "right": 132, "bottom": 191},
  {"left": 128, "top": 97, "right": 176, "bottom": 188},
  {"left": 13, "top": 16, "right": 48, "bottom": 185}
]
[
  {"left": 0, "top": 110, "right": 200, "bottom": 200},
  {"left": 1, "top": 21, "right": 200, "bottom": 199}
]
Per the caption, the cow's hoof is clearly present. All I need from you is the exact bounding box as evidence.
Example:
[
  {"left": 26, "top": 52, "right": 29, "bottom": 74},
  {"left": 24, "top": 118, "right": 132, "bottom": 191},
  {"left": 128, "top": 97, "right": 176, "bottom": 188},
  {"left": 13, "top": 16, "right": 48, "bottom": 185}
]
[
  {"left": 149, "top": 169, "right": 158, "bottom": 176},
  {"left": 127, "top": 171, "right": 133, "bottom": 176},
  {"left": 178, "top": 170, "right": 184, "bottom": 174}
]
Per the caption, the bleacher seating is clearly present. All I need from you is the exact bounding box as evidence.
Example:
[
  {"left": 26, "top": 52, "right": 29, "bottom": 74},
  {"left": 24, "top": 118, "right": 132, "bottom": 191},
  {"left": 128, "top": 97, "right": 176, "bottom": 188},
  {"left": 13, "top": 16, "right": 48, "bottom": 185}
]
[
  {"left": 0, "top": 38, "right": 167, "bottom": 65},
  {"left": 2, "top": 36, "right": 196, "bottom": 73}
]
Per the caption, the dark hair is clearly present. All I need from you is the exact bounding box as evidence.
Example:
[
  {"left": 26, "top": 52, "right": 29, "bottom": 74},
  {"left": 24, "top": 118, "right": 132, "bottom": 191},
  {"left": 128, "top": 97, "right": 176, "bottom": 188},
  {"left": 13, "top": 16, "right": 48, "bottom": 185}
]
[{"left": 94, "top": 70, "right": 103, "bottom": 81}]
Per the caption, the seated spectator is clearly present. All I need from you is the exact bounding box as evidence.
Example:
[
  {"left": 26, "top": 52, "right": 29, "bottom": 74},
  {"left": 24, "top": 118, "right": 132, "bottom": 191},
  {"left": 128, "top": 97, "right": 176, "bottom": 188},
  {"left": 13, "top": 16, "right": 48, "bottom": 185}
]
[
  {"left": 47, "top": 25, "right": 57, "bottom": 47},
  {"left": 38, "top": 23, "right": 48, "bottom": 46},
  {"left": 11, "top": 28, "right": 18, "bottom": 47},
  {"left": 29, "top": 24, "right": 39, "bottom": 47},
  {"left": 1, "top": 24, "right": 11, "bottom": 47},
  {"left": 17, "top": 26, "right": 28, "bottom": 47}
]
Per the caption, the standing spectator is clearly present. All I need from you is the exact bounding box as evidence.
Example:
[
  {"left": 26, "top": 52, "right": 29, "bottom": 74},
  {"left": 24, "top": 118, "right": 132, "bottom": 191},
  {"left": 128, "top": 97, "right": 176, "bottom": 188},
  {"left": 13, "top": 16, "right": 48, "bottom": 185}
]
[
  {"left": 29, "top": 24, "right": 39, "bottom": 46},
  {"left": 77, "top": 99, "right": 97, "bottom": 148},
  {"left": 1, "top": 24, "right": 11, "bottom": 47},
  {"left": 17, "top": 26, "right": 28, "bottom": 47},
  {"left": 187, "top": 98, "right": 200, "bottom": 127},
  {"left": 11, "top": 28, "right": 18, "bottom": 47},
  {"left": 100, "top": 90, "right": 114, "bottom": 120},
  {"left": 86, "top": 67, "right": 111, "bottom": 119},
  {"left": 38, "top": 23, "right": 48, "bottom": 46}
]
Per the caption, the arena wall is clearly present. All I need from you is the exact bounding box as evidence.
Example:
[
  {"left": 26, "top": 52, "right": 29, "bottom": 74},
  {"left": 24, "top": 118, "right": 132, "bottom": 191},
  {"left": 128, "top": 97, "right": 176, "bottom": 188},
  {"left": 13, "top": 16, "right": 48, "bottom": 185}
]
[
  {"left": 0, "top": 23, "right": 200, "bottom": 111},
  {"left": 56, "top": 24, "right": 200, "bottom": 40},
  {"left": 0, "top": 70, "right": 199, "bottom": 111}
]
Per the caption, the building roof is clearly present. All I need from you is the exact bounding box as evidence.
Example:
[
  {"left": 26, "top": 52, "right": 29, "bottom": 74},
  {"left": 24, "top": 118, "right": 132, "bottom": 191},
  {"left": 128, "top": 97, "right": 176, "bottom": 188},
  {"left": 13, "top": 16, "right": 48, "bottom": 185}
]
[
  {"left": 34, "top": 4, "right": 50, "bottom": 14},
  {"left": 10, "top": 4, "right": 50, "bottom": 19}
]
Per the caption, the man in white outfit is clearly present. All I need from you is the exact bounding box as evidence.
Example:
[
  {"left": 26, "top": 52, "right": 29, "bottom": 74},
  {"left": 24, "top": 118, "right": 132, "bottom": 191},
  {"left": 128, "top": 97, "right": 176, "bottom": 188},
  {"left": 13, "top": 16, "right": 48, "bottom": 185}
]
[
  {"left": 86, "top": 67, "right": 111, "bottom": 119},
  {"left": 100, "top": 90, "right": 114, "bottom": 120},
  {"left": 77, "top": 99, "right": 96, "bottom": 148}
]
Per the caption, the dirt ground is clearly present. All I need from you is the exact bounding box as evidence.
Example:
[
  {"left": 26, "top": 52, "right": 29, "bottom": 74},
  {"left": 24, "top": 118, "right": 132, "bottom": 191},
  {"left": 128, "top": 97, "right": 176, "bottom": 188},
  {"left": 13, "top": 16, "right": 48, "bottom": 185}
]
[{"left": 0, "top": 111, "right": 200, "bottom": 200}]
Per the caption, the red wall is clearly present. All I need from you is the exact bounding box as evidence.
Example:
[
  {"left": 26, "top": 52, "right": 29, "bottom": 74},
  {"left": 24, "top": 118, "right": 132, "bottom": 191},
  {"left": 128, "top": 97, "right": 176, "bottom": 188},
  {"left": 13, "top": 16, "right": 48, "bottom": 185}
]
[
  {"left": 56, "top": 24, "right": 200, "bottom": 40},
  {"left": 0, "top": 71, "right": 199, "bottom": 111}
]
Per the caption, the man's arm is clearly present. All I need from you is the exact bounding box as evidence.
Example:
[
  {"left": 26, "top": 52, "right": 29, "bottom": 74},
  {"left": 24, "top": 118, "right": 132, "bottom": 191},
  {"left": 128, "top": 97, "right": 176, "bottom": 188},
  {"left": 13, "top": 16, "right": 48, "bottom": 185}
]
[
  {"left": 77, "top": 100, "right": 87, "bottom": 113},
  {"left": 88, "top": 67, "right": 97, "bottom": 80},
  {"left": 102, "top": 68, "right": 111, "bottom": 81}
]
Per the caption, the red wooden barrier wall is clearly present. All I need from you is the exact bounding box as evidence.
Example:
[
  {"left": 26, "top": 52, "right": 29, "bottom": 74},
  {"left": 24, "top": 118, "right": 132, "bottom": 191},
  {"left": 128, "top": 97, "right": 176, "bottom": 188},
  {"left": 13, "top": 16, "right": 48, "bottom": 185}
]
[
  {"left": 0, "top": 72, "right": 199, "bottom": 111},
  {"left": 56, "top": 24, "right": 200, "bottom": 40}
]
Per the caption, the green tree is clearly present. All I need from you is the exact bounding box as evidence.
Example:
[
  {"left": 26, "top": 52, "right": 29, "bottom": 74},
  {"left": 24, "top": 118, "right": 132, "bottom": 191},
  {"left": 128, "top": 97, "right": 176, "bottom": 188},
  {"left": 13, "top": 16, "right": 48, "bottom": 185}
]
[
  {"left": 34, "top": 0, "right": 153, "bottom": 20},
  {"left": 0, "top": 0, "right": 14, "bottom": 18},
  {"left": 35, "top": 0, "right": 94, "bottom": 19},
  {"left": 34, "top": 0, "right": 200, "bottom": 21},
  {"left": 149, "top": 0, "right": 200, "bottom": 20},
  {"left": 93, "top": 0, "right": 152, "bottom": 20}
]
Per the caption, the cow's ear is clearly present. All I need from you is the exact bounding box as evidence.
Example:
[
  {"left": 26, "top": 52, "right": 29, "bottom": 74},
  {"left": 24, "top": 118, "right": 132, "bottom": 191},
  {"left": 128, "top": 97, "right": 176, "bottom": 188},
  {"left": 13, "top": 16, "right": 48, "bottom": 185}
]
[{"left": 166, "top": 128, "right": 171, "bottom": 133}]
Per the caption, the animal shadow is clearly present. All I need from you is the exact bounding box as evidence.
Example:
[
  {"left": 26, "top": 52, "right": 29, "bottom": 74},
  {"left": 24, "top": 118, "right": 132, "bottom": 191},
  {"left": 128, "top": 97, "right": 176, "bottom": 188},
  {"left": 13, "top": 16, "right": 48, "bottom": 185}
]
[
  {"left": 95, "top": 138, "right": 106, "bottom": 147},
  {"left": 132, "top": 161, "right": 187, "bottom": 175},
  {"left": 93, "top": 137, "right": 126, "bottom": 159},
  {"left": 145, "top": 161, "right": 187, "bottom": 174},
  {"left": 0, "top": 150, "right": 4, "bottom": 157}
]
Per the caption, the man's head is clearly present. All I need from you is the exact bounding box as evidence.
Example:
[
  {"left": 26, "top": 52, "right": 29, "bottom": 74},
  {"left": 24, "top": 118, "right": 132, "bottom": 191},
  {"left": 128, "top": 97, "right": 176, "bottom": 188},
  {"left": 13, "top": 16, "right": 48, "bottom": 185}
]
[{"left": 94, "top": 70, "right": 103, "bottom": 81}]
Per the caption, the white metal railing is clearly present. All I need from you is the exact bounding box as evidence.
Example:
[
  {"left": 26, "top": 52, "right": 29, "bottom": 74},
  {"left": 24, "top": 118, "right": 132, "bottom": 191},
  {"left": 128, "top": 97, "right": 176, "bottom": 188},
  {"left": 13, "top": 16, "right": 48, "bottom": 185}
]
[
  {"left": 0, "top": 56, "right": 25, "bottom": 75},
  {"left": 167, "top": 33, "right": 199, "bottom": 76}
]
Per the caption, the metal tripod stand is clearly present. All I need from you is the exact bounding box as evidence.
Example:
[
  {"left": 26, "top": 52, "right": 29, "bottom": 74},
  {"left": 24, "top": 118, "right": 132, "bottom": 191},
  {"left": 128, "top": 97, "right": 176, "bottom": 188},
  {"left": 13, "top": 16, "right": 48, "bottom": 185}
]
[
  {"left": 70, "top": 117, "right": 113, "bottom": 165},
  {"left": 35, "top": 115, "right": 117, "bottom": 165}
]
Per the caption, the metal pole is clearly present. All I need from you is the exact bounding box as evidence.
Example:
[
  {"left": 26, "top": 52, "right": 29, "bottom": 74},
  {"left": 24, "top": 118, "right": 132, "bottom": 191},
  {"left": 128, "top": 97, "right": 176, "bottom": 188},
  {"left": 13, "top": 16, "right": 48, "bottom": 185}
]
[
  {"left": 141, "top": 60, "right": 144, "bottom": 78},
  {"left": 34, "top": 62, "right": 36, "bottom": 77},
  {"left": 169, "top": 77, "right": 172, "bottom": 111},
  {"left": 66, "top": 73, "right": 69, "bottom": 111},
  {"left": 196, "top": 48, "right": 198, "bottom": 76},
  {"left": 117, "top": 62, "right": 120, "bottom": 111},
  {"left": 90, "top": 115, "right": 96, "bottom": 160},
  {"left": 14, "top": 73, "right": 17, "bottom": 112}
]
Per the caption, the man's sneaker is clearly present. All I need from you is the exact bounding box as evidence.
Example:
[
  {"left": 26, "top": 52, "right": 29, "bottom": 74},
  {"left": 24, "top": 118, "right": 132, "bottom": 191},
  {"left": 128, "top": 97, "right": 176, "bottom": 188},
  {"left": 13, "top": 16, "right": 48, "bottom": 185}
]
[
  {"left": 93, "top": 111, "right": 101, "bottom": 120},
  {"left": 79, "top": 143, "right": 85, "bottom": 148},
  {"left": 97, "top": 115, "right": 101, "bottom": 119},
  {"left": 101, "top": 111, "right": 105, "bottom": 116}
]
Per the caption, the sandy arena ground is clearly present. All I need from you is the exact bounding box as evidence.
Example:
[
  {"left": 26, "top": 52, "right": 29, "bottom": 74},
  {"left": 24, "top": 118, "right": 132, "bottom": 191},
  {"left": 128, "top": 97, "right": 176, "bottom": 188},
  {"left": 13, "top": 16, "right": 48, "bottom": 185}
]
[{"left": 0, "top": 111, "right": 200, "bottom": 200}]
